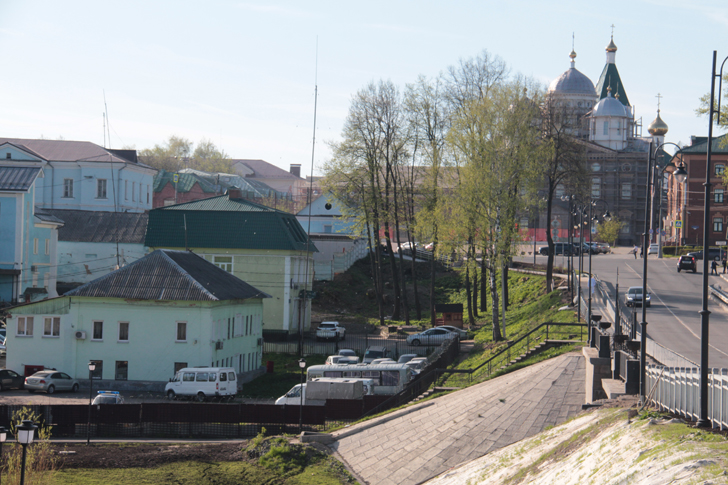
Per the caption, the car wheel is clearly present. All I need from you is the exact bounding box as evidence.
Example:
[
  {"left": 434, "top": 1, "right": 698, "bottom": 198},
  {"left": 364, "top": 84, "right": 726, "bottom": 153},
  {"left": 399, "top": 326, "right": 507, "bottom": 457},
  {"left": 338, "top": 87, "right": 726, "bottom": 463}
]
[
  {"left": 411, "top": 339, "right": 420, "bottom": 346},
  {"left": 677, "top": 268, "right": 681, "bottom": 273},
  {"left": 693, "top": 269, "right": 697, "bottom": 273},
  {"left": 72, "top": 383, "right": 79, "bottom": 393},
  {"left": 195, "top": 392, "right": 206, "bottom": 402},
  {"left": 0, "top": 383, "right": 4, "bottom": 391},
  {"left": 167, "top": 390, "right": 176, "bottom": 401},
  {"left": 47, "top": 385, "right": 55, "bottom": 394},
  {"left": 28, "top": 390, "right": 35, "bottom": 393}
]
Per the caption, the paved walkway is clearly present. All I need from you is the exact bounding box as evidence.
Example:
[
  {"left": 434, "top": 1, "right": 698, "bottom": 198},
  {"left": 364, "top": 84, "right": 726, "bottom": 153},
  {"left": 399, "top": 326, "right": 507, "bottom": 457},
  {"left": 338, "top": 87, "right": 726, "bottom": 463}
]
[{"left": 330, "top": 352, "right": 585, "bottom": 485}]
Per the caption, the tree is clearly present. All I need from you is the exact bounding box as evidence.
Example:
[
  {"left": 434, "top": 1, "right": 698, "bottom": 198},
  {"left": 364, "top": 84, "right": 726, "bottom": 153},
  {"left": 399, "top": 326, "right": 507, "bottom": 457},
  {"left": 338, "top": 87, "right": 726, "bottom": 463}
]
[
  {"left": 696, "top": 73, "right": 728, "bottom": 127},
  {"left": 138, "top": 136, "right": 232, "bottom": 173},
  {"left": 596, "top": 218, "right": 624, "bottom": 246},
  {"left": 538, "top": 96, "right": 589, "bottom": 293}
]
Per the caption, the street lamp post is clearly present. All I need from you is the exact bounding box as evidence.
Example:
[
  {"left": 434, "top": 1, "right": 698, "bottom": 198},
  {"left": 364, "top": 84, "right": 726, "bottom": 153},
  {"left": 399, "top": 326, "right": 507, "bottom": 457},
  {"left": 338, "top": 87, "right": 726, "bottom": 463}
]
[
  {"left": 298, "top": 358, "right": 306, "bottom": 434},
  {"left": 16, "top": 420, "right": 37, "bottom": 485},
  {"left": 87, "top": 362, "right": 96, "bottom": 445},
  {"left": 696, "top": 50, "right": 728, "bottom": 428}
]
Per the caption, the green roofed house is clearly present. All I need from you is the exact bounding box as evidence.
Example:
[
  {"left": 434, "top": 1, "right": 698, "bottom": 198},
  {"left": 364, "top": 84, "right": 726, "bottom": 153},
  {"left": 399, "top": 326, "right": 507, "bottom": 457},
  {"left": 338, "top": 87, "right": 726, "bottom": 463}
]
[
  {"left": 145, "top": 188, "right": 317, "bottom": 335},
  {"left": 4, "top": 249, "right": 270, "bottom": 387}
]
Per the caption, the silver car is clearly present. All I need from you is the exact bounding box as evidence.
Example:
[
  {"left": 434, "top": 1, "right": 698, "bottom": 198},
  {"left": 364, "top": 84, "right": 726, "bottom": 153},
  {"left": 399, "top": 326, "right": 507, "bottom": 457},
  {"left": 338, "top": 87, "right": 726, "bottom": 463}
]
[
  {"left": 25, "top": 370, "right": 80, "bottom": 394},
  {"left": 406, "top": 328, "right": 457, "bottom": 346},
  {"left": 436, "top": 326, "right": 468, "bottom": 339}
]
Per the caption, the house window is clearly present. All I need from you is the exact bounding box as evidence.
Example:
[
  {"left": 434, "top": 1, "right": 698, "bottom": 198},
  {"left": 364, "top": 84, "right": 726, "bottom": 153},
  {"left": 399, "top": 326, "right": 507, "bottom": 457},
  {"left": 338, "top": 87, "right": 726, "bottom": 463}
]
[
  {"left": 714, "top": 217, "right": 723, "bottom": 232},
  {"left": 115, "top": 361, "right": 128, "bottom": 381},
  {"left": 716, "top": 164, "right": 725, "bottom": 176},
  {"left": 555, "top": 184, "right": 564, "bottom": 198},
  {"left": 174, "top": 362, "right": 187, "bottom": 374},
  {"left": 176, "top": 322, "right": 187, "bottom": 342},
  {"left": 90, "top": 360, "right": 103, "bottom": 379},
  {"left": 118, "top": 322, "right": 129, "bottom": 342},
  {"left": 17, "top": 316, "right": 34, "bottom": 336},
  {"left": 97, "top": 179, "right": 107, "bottom": 199},
  {"left": 43, "top": 317, "right": 60, "bottom": 337},
  {"left": 45, "top": 239, "right": 50, "bottom": 255},
  {"left": 213, "top": 256, "right": 233, "bottom": 273},
  {"left": 716, "top": 189, "right": 724, "bottom": 203},
  {"left": 621, "top": 183, "right": 632, "bottom": 200},
  {"left": 147, "top": 186, "right": 150, "bottom": 204},
  {"left": 132, "top": 181, "right": 136, "bottom": 201},
  {"left": 323, "top": 225, "right": 332, "bottom": 233},
  {"left": 33, "top": 238, "right": 38, "bottom": 254},
  {"left": 125, "top": 180, "right": 128, "bottom": 200},
  {"left": 92, "top": 321, "right": 103, "bottom": 340},
  {"left": 620, "top": 222, "right": 630, "bottom": 234},
  {"left": 603, "top": 121, "right": 609, "bottom": 135},
  {"left": 63, "top": 178, "right": 74, "bottom": 198},
  {"left": 591, "top": 178, "right": 601, "bottom": 198}
]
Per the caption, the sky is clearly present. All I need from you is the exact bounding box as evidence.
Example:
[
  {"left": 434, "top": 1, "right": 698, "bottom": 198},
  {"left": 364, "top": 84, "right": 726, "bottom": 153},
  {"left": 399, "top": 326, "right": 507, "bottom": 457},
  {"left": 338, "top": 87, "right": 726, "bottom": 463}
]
[{"left": 1, "top": 0, "right": 727, "bottom": 176}]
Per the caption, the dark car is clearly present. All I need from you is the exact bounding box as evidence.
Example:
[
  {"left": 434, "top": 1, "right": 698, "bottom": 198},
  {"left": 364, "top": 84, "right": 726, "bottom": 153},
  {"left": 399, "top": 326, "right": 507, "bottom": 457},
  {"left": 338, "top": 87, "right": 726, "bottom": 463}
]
[
  {"left": 0, "top": 369, "right": 25, "bottom": 390},
  {"left": 677, "top": 255, "right": 697, "bottom": 273},
  {"left": 538, "top": 242, "right": 574, "bottom": 256},
  {"left": 687, "top": 249, "right": 725, "bottom": 261}
]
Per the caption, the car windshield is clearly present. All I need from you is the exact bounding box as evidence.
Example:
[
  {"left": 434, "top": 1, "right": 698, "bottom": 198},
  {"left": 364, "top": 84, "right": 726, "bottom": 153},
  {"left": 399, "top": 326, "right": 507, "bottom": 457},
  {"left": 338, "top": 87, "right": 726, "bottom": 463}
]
[
  {"left": 93, "top": 396, "right": 118, "bottom": 404},
  {"left": 630, "top": 289, "right": 642, "bottom": 295}
]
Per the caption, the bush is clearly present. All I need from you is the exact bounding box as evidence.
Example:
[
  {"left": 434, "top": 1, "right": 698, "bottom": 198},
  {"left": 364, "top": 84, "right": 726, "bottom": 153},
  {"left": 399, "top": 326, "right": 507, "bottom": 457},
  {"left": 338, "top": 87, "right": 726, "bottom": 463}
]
[{"left": 2, "top": 407, "right": 59, "bottom": 485}]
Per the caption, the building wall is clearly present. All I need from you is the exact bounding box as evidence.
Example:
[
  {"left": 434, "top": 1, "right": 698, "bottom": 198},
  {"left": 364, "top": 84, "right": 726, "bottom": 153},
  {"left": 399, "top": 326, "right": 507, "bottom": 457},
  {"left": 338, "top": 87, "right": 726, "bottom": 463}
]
[
  {"left": 153, "top": 181, "right": 220, "bottom": 208},
  {"left": 56, "top": 241, "right": 149, "bottom": 285},
  {"left": 5, "top": 297, "right": 263, "bottom": 382}
]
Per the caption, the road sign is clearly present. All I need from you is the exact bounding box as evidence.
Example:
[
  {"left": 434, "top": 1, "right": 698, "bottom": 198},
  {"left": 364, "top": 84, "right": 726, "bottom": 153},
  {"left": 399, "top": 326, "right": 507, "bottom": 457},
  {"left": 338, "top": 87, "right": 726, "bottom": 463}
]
[
  {"left": 674, "top": 220, "right": 683, "bottom": 228},
  {"left": 649, "top": 229, "right": 654, "bottom": 235},
  {"left": 660, "top": 230, "right": 666, "bottom": 237},
  {"left": 591, "top": 227, "right": 597, "bottom": 234},
  {"left": 173, "top": 174, "right": 179, "bottom": 183},
  {"left": 717, "top": 241, "right": 727, "bottom": 246}
]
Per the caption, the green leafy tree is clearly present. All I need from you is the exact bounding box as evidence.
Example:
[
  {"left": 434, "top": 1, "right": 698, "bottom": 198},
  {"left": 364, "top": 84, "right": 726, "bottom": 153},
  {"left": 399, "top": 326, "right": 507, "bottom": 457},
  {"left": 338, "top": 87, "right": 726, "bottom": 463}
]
[{"left": 596, "top": 218, "right": 624, "bottom": 246}]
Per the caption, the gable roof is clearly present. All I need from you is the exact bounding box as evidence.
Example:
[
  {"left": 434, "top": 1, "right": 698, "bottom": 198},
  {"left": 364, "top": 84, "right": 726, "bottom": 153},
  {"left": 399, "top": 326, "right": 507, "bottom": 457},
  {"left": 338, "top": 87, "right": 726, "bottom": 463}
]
[
  {"left": 0, "top": 166, "right": 41, "bottom": 191},
  {"left": 65, "top": 249, "right": 270, "bottom": 301},
  {"left": 232, "top": 159, "right": 303, "bottom": 180},
  {"left": 680, "top": 134, "right": 728, "bottom": 154},
  {"left": 145, "top": 194, "right": 317, "bottom": 252},
  {"left": 0, "top": 138, "right": 146, "bottom": 166},
  {"left": 43, "top": 209, "right": 148, "bottom": 243}
]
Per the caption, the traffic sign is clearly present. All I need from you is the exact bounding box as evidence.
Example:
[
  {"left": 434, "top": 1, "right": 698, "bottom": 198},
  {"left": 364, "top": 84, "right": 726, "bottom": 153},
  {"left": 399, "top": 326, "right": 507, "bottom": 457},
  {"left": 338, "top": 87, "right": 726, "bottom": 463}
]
[
  {"left": 591, "top": 227, "right": 597, "bottom": 234},
  {"left": 660, "top": 230, "right": 666, "bottom": 237},
  {"left": 649, "top": 229, "right": 653, "bottom": 235},
  {"left": 674, "top": 220, "right": 683, "bottom": 228},
  {"left": 717, "top": 241, "right": 727, "bottom": 246}
]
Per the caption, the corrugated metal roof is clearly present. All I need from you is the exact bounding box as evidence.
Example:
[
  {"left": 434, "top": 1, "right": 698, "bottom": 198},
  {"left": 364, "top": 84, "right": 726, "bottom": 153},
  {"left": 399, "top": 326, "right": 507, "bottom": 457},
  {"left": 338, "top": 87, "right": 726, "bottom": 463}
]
[
  {"left": 0, "top": 166, "right": 41, "bottom": 191},
  {"left": 0, "top": 138, "right": 147, "bottom": 166},
  {"left": 43, "top": 209, "right": 148, "bottom": 243},
  {"left": 65, "top": 249, "right": 270, "bottom": 301},
  {"left": 681, "top": 133, "right": 728, "bottom": 154},
  {"left": 232, "top": 159, "right": 303, "bottom": 180},
  {"left": 34, "top": 208, "right": 65, "bottom": 224},
  {"left": 145, "top": 195, "right": 317, "bottom": 252}
]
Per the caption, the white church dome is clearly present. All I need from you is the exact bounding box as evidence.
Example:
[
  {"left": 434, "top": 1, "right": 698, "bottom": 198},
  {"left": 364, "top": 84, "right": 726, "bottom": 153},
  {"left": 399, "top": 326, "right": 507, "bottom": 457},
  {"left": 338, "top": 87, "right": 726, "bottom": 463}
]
[
  {"left": 592, "top": 89, "right": 628, "bottom": 118},
  {"left": 548, "top": 50, "right": 597, "bottom": 96}
]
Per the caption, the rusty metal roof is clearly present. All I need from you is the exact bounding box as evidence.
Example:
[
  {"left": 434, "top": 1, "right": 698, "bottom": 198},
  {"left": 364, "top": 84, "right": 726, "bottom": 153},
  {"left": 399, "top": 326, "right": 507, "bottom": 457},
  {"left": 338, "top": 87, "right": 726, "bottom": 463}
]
[
  {"left": 65, "top": 249, "right": 270, "bottom": 301},
  {"left": 43, "top": 209, "right": 148, "bottom": 243},
  {"left": 0, "top": 166, "right": 41, "bottom": 191},
  {"left": 0, "top": 138, "right": 146, "bottom": 165}
]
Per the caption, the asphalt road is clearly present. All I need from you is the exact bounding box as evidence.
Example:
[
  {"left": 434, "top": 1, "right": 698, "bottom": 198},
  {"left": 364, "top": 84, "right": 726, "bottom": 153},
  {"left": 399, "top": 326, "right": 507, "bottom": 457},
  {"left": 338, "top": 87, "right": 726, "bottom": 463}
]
[{"left": 525, "top": 249, "right": 728, "bottom": 368}]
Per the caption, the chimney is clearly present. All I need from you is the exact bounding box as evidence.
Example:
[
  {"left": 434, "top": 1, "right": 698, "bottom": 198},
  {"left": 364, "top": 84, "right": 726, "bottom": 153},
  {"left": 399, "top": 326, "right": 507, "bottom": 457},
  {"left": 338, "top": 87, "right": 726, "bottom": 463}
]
[
  {"left": 227, "top": 187, "right": 243, "bottom": 200},
  {"left": 290, "top": 164, "right": 301, "bottom": 178}
]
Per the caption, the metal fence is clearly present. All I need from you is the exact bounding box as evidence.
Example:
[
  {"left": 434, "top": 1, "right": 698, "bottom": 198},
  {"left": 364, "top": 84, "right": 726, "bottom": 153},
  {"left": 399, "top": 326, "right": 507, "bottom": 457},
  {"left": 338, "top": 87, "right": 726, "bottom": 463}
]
[
  {"left": 645, "top": 365, "right": 728, "bottom": 430},
  {"left": 0, "top": 397, "right": 395, "bottom": 439},
  {"left": 263, "top": 334, "right": 438, "bottom": 360}
]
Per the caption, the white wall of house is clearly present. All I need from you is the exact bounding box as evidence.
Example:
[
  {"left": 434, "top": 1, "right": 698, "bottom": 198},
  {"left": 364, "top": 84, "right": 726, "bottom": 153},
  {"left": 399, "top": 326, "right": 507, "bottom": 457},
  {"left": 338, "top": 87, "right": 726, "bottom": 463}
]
[{"left": 5, "top": 296, "right": 263, "bottom": 383}]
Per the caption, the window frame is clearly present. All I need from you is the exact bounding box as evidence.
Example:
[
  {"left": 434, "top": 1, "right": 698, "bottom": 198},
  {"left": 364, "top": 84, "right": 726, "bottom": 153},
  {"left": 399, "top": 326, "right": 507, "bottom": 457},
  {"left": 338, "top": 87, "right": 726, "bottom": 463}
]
[
  {"left": 118, "top": 321, "right": 129, "bottom": 342},
  {"left": 16, "top": 316, "right": 34, "bottom": 337},
  {"left": 115, "top": 361, "right": 128, "bottom": 381},
  {"left": 176, "top": 321, "right": 187, "bottom": 342},
  {"left": 90, "top": 360, "right": 103, "bottom": 379},
  {"left": 714, "top": 217, "right": 724, "bottom": 233},
  {"left": 97, "top": 179, "right": 107, "bottom": 199},
  {"left": 43, "top": 316, "right": 60, "bottom": 337},
  {"left": 716, "top": 188, "right": 724, "bottom": 204},
  {"left": 621, "top": 183, "right": 632, "bottom": 200},
  {"left": 63, "top": 178, "right": 74, "bottom": 198},
  {"left": 716, "top": 164, "right": 725, "bottom": 176},
  {"left": 213, "top": 256, "right": 233, "bottom": 273},
  {"left": 92, "top": 320, "right": 103, "bottom": 341}
]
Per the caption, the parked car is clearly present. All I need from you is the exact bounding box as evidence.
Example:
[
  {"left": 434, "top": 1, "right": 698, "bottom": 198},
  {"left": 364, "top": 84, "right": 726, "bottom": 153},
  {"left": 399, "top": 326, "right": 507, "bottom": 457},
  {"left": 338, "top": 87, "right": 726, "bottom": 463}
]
[
  {"left": 363, "top": 346, "right": 391, "bottom": 363},
  {"left": 538, "top": 242, "right": 573, "bottom": 256},
  {"left": 316, "top": 321, "right": 346, "bottom": 341},
  {"left": 625, "top": 286, "right": 651, "bottom": 308},
  {"left": 406, "top": 357, "right": 429, "bottom": 374},
  {"left": 596, "top": 243, "right": 611, "bottom": 254},
  {"left": 677, "top": 255, "right": 697, "bottom": 273},
  {"left": 0, "top": 368, "right": 25, "bottom": 390},
  {"left": 397, "top": 242, "right": 419, "bottom": 255},
  {"left": 647, "top": 243, "right": 659, "bottom": 255},
  {"left": 687, "top": 248, "right": 725, "bottom": 261},
  {"left": 324, "top": 355, "right": 359, "bottom": 365},
  {"left": 92, "top": 390, "right": 124, "bottom": 405},
  {"left": 24, "top": 370, "right": 79, "bottom": 394},
  {"left": 370, "top": 358, "right": 396, "bottom": 365},
  {"left": 406, "top": 328, "right": 457, "bottom": 346},
  {"left": 436, "top": 325, "right": 468, "bottom": 339},
  {"left": 165, "top": 367, "right": 237, "bottom": 402},
  {"left": 397, "top": 353, "right": 420, "bottom": 364},
  {"left": 338, "top": 349, "right": 357, "bottom": 358},
  {"left": 0, "top": 337, "right": 5, "bottom": 357}
]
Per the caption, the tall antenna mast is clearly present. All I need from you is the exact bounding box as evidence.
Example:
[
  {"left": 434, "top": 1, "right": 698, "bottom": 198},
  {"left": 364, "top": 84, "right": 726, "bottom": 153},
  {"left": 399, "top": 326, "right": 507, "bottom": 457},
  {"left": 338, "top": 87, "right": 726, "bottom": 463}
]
[
  {"left": 299, "top": 38, "right": 319, "bottom": 357},
  {"left": 103, "top": 90, "right": 111, "bottom": 148}
]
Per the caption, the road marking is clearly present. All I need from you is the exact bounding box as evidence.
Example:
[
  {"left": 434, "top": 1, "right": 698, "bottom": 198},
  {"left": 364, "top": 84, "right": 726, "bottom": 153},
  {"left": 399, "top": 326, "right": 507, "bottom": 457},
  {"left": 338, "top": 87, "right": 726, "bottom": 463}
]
[{"left": 622, "top": 259, "right": 728, "bottom": 360}]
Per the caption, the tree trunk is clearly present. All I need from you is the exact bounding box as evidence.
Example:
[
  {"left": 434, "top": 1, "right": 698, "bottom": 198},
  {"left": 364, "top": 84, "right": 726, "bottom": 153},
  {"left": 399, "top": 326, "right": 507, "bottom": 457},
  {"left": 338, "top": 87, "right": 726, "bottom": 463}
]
[
  {"left": 489, "top": 263, "right": 502, "bottom": 341},
  {"left": 503, "top": 264, "right": 509, "bottom": 310},
  {"left": 430, "top": 240, "right": 437, "bottom": 326},
  {"left": 465, "top": 264, "right": 474, "bottom": 325},
  {"left": 472, "top": 264, "right": 479, "bottom": 317},
  {"left": 501, "top": 262, "right": 507, "bottom": 339},
  {"left": 545, "top": 191, "right": 555, "bottom": 293},
  {"left": 383, "top": 222, "right": 401, "bottom": 320},
  {"left": 480, "top": 257, "right": 488, "bottom": 313}
]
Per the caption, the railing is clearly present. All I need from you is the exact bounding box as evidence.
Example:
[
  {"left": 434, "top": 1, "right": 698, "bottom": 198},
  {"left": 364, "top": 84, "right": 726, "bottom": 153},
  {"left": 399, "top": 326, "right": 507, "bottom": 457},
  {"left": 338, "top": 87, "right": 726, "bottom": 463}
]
[
  {"left": 645, "top": 365, "right": 728, "bottom": 430},
  {"left": 440, "top": 322, "right": 587, "bottom": 388}
]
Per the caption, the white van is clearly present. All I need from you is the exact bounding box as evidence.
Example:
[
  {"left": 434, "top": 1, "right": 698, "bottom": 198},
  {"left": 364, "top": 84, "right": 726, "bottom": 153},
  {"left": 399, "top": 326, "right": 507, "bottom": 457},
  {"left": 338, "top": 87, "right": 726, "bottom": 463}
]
[{"left": 165, "top": 367, "right": 237, "bottom": 402}]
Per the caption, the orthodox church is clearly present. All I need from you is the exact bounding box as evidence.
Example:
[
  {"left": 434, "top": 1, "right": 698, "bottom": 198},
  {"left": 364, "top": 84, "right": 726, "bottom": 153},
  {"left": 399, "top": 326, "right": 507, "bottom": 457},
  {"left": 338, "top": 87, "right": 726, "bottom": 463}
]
[{"left": 538, "top": 34, "right": 669, "bottom": 247}]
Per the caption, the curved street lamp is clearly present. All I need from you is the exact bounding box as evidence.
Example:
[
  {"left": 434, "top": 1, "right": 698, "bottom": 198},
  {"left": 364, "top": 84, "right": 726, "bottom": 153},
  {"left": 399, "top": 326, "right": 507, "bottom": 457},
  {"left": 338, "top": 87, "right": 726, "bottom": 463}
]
[
  {"left": 298, "top": 358, "right": 306, "bottom": 434},
  {"left": 16, "top": 420, "right": 37, "bottom": 485},
  {"left": 87, "top": 361, "right": 96, "bottom": 445}
]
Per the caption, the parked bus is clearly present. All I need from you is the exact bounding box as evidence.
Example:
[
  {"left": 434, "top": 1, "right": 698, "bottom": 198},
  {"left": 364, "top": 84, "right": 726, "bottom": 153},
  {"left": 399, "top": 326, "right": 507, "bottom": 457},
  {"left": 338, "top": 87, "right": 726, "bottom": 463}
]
[{"left": 306, "top": 363, "right": 414, "bottom": 395}]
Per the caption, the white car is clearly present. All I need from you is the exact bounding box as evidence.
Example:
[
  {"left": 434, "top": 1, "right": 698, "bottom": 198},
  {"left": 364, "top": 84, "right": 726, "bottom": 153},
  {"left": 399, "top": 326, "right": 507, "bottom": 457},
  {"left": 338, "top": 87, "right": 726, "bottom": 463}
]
[
  {"left": 647, "top": 243, "right": 659, "bottom": 255},
  {"left": 436, "top": 326, "right": 468, "bottom": 339},
  {"left": 406, "top": 328, "right": 457, "bottom": 346}
]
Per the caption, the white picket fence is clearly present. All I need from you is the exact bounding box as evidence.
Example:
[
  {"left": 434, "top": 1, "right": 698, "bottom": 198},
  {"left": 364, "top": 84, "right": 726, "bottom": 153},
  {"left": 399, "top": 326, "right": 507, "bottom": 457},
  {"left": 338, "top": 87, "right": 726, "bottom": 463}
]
[{"left": 645, "top": 365, "right": 728, "bottom": 430}]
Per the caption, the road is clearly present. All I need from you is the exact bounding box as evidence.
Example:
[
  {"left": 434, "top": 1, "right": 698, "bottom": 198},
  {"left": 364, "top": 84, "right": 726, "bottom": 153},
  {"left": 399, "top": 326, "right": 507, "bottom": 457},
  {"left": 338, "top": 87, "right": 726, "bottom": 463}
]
[{"left": 524, "top": 249, "right": 728, "bottom": 368}]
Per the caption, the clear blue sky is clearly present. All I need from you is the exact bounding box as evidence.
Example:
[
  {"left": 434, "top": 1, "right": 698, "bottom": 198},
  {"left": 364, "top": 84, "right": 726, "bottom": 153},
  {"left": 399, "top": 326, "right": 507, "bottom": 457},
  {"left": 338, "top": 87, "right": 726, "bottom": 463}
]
[{"left": 1, "top": 1, "right": 726, "bottom": 175}]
